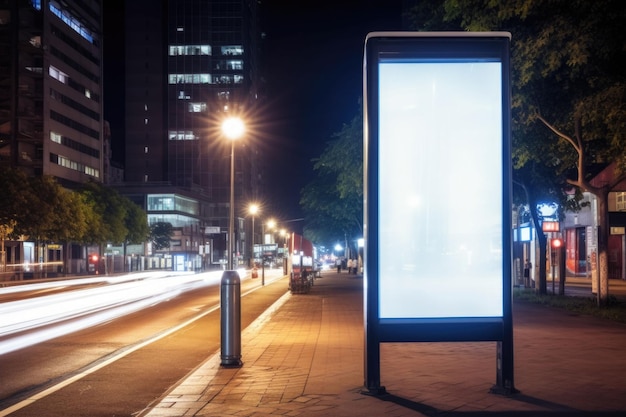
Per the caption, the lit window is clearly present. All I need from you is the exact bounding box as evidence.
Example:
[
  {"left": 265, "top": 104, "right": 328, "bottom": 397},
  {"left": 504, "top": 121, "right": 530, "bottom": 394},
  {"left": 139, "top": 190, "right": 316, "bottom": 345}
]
[
  {"left": 50, "top": 131, "right": 62, "bottom": 143},
  {"left": 168, "top": 130, "right": 196, "bottom": 140},
  {"left": 169, "top": 44, "right": 211, "bottom": 56},
  {"left": 168, "top": 73, "right": 212, "bottom": 84},
  {"left": 29, "top": 36, "right": 41, "bottom": 48},
  {"left": 188, "top": 102, "right": 207, "bottom": 112},
  {"left": 221, "top": 45, "right": 243, "bottom": 56},
  {"left": 49, "top": 65, "right": 68, "bottom": 84},
  {"left": 49, "top": 1, "right": 96, "bottom": 44},
  {"left": 617, "top": 192, "right": 626, "bottom": 211}
]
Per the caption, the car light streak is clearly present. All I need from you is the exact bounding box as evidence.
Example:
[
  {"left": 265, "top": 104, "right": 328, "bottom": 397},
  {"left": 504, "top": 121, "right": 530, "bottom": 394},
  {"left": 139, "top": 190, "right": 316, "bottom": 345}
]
[{"left": 0, "top": 269, "right": 249, "bottom": 355}]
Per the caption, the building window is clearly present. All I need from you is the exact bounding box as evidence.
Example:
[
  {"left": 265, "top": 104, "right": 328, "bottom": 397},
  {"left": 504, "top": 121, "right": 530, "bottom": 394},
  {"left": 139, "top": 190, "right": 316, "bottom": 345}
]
[
  {"left": 188, "top": 102, "right": 207, "bottom": 113},
  {"left": 169, "top": 45, "right": 211, "bottom": 56},
  {"left": 169, "top": 73, "right": 212, "bottom": 84},
  {"left": 215, "top": 60, "right": 243, "bottom": 71},
  {"left": 617, "top": 192, "right": 626, "bottom": 211},
  {"left": 49, "top": 1, "right": 97, "bottom": 45},
  {"left": 221, "top": 45, "right": 243, "bottom": 56},
  {"left": 50, "top": 153, "right": 100, "bottom": 178},
  {"left": 147, "top": 194, "right": 199, "bottom": 216},
  {"left": 168, "top": 130, "right": 196, "bottom": 141}
]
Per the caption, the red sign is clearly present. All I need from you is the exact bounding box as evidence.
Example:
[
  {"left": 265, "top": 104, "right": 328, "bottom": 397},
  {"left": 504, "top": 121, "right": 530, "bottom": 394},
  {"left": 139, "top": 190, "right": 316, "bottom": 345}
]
[{"left": 542, "top": 221, "right": 560, "bottom": 232}]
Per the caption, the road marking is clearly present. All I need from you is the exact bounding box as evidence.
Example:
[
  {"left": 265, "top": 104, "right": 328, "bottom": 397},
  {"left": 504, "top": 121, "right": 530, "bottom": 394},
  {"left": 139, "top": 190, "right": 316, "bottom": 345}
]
[
  {"left": 136, "top": 288, "right": 292, "bottom": 417},
  {"left": 0, "top": 275, "right": 287, "bottom": 416}
]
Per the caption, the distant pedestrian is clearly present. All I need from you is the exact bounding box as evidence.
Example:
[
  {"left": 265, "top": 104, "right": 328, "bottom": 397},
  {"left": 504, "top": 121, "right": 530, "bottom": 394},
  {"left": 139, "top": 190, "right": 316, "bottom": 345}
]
[
  {"left": 347, "top": 258, "right": 353, "bottom": 274},
  {"left": 336, "top": 258, "right": 342, "bottom": 273},
  {"left": 524, "top": 259, "right": 531, "bottom": 287}
]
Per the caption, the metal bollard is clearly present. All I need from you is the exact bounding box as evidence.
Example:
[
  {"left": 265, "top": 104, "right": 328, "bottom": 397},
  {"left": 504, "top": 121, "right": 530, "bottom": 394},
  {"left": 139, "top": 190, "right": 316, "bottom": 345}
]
[{"left": 220, "top": 270, "right": 243, "bottom": 367}]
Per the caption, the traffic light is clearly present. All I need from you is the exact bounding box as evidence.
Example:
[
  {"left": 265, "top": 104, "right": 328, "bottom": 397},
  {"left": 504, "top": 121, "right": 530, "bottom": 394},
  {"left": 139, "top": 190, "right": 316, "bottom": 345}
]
[{"left": 550, "top": 238, "right": 563, "bottom": 264}]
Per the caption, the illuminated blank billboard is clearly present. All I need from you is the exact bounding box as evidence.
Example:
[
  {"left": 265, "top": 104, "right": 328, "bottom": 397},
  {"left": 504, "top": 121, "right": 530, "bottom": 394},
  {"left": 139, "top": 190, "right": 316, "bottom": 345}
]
[{"left": 364, "top": 32, "right": 512, "bottom": 342}]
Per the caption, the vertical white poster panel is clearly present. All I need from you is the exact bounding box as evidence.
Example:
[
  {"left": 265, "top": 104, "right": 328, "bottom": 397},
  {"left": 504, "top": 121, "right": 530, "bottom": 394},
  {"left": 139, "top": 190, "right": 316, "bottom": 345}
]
[{"left": 377, "top": 57, "right": 504, "bottom": 319}]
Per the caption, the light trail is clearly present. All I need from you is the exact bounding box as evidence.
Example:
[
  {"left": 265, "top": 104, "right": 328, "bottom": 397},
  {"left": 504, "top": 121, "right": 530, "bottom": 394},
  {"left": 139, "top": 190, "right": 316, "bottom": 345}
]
[
  {"left": 0, "top": 268, "right": 252, "bottom": 355},
  {"left": 0, "top": 268, "right": 285, "bottom": 417}
]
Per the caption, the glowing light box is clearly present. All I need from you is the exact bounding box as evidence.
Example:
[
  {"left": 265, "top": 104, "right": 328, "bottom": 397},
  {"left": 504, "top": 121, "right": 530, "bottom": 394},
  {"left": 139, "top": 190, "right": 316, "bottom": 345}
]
[{"left": 364, "top": 32, "right": 512, "bottom": 341}]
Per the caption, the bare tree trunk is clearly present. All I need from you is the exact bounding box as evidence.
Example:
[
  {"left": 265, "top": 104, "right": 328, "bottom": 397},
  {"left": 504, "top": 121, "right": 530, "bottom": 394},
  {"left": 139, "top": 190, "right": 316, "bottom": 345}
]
[{"left": 531, "top": 207, "right": 548, "bottom": 294}]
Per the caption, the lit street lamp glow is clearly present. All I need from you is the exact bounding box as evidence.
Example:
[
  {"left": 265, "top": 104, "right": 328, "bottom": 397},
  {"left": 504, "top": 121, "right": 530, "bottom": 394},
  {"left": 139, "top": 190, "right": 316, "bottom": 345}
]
[{"left": 222, "top": 116, "right": 245, "bottom": 139}]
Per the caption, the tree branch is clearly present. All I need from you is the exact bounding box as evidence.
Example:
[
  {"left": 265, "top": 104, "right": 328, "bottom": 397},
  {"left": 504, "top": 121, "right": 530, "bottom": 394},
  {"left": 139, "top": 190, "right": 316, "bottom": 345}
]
[{"left": 536, "top": 113, "right": 580, "bottom": 153}]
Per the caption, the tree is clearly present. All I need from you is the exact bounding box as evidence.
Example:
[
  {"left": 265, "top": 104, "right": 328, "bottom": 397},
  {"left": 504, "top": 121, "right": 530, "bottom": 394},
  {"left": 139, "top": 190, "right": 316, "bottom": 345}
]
[
  {"left": 405, "top": 0, "right": 626, "bottom": 304},
  {"left": 123, "top": 198, "right": 150, "bottom": 245},
  {"left": 0, "top": 166, "right": 36, "bottom": 239},
  {"left": 13, "top": 175, "right": 88, "bottom": 244},
  {"left": 150, "top": 222, "right": 173, "bottom": 250},
  {"left": 300, "top": 106, "right": 363, "bottom": 253},
  {"left": 80, "top": 181, "right": 129, "bottom": 245}
]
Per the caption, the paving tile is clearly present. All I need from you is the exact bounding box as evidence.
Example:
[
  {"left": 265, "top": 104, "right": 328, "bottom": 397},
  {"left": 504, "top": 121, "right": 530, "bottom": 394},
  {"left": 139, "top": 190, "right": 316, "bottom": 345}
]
[{"left": 140, "top": 273, "right": 626, "bottom": 417}]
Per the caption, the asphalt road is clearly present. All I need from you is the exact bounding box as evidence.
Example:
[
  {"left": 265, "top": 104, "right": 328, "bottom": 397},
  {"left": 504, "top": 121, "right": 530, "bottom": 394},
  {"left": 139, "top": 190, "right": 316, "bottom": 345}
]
[{"left": 0, "top": 272, "right": 289, "bottom": 417}]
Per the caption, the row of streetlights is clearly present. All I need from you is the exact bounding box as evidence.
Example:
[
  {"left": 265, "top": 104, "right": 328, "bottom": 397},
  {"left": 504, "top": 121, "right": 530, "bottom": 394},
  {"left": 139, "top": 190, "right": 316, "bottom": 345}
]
[{"left": 248, "top": 206, "right": 290, "bottom": 265}]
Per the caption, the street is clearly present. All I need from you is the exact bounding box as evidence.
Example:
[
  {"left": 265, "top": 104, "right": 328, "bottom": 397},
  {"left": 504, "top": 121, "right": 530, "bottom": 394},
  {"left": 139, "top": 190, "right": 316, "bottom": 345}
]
[{"left": 0, "top": 270, "right": 287, "bottom": 417}]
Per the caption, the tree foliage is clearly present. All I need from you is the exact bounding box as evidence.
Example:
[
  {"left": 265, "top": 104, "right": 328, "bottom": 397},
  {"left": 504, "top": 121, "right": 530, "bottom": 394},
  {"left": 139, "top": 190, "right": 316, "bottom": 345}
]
[
  {"left": 123, "top": 198, "right": 151, "bottom": 245},
  {"left": 300, "top": 107, "right": 363, "bottom": 251},
  {"left": 79, "top": 180, "right": 149, "bottom": 246},
  {"left": 405, "top": 0, "right": 626, "bottom": 302},
  {"left": 0, "top": 168, "right": 149, "bottom": 248},
  {"left": 150, "top": 222, "right": 173, "bottom": 250}
]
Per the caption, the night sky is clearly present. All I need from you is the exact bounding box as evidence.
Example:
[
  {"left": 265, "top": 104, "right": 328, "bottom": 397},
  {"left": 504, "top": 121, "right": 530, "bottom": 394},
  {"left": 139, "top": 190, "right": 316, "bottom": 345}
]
[
  {"left": 103, "top": 1, "right": 405, "bottom": 224},
  {"left": 260, "top": 1, "right": 404, "bottom": 221}
]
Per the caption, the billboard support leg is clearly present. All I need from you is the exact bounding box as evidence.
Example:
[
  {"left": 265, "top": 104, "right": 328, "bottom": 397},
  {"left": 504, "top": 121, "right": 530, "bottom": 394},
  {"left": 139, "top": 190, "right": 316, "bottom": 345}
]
[{"left": 491, "top": 339, "right": 518, "bottom": 395}]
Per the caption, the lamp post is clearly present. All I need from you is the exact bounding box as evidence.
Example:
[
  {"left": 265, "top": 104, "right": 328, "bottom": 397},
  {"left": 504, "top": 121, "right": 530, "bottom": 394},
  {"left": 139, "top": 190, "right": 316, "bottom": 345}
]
[
  {"left": 249, "top": 203, "right": 259, "bottom": 267},
  {"left": 222, "top": 116, "right": 245, "bottom": 270},
  {"left": 220, "top": 116, "right": 245, "bottom": 368}
]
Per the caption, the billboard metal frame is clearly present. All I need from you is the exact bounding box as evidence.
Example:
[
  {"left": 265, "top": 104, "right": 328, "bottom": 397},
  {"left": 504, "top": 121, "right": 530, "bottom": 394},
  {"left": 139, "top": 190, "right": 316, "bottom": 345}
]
[{"left": 363, "top": 32, "right": 515, "bottom": 395}]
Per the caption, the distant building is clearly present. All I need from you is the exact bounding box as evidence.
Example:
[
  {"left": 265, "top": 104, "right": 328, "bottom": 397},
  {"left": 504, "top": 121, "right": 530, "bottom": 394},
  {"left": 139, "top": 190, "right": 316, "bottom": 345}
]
[{"left": 118, "top": 0, "right": 263, "bottom": 270}]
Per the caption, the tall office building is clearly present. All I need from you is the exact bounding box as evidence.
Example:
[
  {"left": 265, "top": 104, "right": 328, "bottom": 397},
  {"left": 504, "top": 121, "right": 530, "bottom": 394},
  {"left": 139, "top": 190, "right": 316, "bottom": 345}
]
[
  {"left": 0, "top": 0, "right": 104, "bottom": 187},
  {"left": 0, "top": 0, "right": 103, "bottom": 274},
  {"left": 121, "top": 0, "right": 262, "bottom": 270}
]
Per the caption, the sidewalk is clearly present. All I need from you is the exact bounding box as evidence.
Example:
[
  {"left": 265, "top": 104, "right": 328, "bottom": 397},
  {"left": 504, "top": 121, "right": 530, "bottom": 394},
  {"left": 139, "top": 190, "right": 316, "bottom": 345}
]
[{"left": 140, "top": 271, "right": 626, "bottom": 417}]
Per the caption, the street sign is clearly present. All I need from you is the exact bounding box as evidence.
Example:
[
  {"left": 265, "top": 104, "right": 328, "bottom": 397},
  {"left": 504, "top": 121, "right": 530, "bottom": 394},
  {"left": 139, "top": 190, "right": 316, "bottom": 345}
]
[{"left": 205, "top": 226, "right": 221, "bottom": 234}]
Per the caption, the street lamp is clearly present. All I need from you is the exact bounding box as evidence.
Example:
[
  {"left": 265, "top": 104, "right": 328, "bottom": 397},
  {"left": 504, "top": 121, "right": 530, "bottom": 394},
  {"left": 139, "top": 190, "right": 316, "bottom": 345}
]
[
  {"left": 222, "top": 116, "right": 245, "bottom": 270},
  {"left": 264, "top": 218, "right": 276, "bottom": 244},
  {"left": 249, "top": 203, "right": 259, "bottom": 266}
]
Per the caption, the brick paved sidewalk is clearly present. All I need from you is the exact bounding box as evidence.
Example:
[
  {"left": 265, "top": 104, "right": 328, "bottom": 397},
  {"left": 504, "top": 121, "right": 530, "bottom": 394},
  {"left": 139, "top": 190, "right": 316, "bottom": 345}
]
[{"left": 140, "top": 272, "right": 626, "bottom": 417}]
